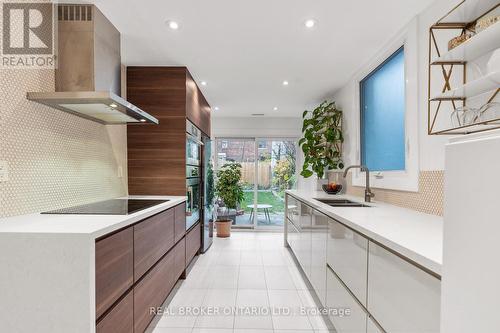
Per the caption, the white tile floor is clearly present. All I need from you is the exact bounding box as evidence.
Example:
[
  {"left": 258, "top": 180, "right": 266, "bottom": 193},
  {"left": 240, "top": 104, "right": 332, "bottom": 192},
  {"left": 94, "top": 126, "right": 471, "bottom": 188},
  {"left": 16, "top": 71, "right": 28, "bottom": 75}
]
[{"left": 149, "top": 231, "right": 333, "bottom": 333}]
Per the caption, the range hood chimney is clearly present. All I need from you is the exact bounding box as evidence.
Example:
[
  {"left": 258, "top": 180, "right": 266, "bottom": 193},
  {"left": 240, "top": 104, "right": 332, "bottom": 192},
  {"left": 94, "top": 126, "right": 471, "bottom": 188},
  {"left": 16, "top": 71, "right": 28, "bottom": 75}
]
[{"left": 27, "top": 4, "right": 158, "bottom": 125}]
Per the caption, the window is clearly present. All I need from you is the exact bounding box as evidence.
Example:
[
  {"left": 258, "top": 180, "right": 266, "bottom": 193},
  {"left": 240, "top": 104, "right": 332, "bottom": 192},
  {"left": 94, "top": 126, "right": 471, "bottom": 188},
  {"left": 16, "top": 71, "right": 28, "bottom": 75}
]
[
  {"left": 353, "top": 20, "right": 418, "bottom": 192},
  {"left": 360, "top": 46, "right": 405, "bottom": 171},
  {"left": 215, "top": 138, "right": 297, "bottom": 228}
]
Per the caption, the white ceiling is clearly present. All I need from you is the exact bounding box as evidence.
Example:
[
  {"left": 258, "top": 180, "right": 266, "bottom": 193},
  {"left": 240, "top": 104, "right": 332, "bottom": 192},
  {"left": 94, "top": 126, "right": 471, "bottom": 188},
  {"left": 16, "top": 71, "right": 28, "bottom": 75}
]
[{"left": 86, "top": 0, "right": 435, "bottom": 117}]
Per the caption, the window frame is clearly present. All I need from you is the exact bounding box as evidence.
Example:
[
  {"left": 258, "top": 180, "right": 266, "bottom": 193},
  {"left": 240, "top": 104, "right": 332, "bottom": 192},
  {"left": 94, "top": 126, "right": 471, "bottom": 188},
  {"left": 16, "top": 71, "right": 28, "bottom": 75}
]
[
  {"left": 352, "top": 18, "right": 419, "bottom": 192},
  {"left": 360, "top": 45, "right": 406, "bottom": 172}
]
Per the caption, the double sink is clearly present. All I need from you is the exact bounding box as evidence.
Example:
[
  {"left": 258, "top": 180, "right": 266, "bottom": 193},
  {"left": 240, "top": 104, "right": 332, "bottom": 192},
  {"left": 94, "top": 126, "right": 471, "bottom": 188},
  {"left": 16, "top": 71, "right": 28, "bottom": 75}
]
[{"left": 314, "top": 198, "right": 370, "bottom": 208}]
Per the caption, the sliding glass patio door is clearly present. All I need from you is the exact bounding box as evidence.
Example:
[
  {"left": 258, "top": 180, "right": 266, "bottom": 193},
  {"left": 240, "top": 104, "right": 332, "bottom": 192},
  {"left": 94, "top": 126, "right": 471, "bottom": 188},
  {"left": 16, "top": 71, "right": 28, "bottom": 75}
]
[
  {"left": 255, "top": 139, "right": 297, "bottom": 227},
  {"left": 215, "top": 138, "right": 256, "bottom": 227},
  {"left": 215, "top": 137, "right": 297, "bottom": 229}
]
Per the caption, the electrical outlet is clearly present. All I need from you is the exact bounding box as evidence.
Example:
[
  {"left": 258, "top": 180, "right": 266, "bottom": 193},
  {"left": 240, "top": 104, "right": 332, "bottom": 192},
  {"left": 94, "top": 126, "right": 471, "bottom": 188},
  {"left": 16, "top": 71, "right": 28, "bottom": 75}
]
[{"left": 0, "top": 161, "right": 9, "bottom": 182}]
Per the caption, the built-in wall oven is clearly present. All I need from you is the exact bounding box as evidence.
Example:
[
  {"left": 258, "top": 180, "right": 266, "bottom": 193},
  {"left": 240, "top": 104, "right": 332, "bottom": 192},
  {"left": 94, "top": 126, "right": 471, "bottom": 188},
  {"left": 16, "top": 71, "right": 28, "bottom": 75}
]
[{"left": 186, "top": 121, "right": 202, "bottom": 231}]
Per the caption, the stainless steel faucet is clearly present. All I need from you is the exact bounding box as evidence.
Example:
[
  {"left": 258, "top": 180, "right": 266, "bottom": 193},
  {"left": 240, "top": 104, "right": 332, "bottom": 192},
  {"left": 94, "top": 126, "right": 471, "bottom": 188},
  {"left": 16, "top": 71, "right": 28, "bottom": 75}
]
[{"left": 343, "top": 165, "right": 375, "bottom": 203}]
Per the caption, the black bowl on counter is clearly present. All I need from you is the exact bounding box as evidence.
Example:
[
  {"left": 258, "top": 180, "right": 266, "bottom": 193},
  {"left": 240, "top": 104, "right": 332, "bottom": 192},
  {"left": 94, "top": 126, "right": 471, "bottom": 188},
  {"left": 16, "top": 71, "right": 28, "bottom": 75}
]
[{"left": 322, "top": 184, "right": 343, "bottom": 195}]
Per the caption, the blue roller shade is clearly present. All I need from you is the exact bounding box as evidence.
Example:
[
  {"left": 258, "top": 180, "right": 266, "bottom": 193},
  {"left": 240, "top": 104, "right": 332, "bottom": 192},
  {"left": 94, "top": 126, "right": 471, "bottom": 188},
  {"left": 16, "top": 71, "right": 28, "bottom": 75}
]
[{"left": 361, "top": 46, "right": 405, "bottom": 171}]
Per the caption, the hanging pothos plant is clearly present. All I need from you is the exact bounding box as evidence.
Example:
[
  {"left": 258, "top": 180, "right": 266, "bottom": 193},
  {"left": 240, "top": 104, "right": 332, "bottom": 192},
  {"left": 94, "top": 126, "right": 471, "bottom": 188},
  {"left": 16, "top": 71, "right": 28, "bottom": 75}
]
[{"left": 299, "top": 100, "right": 344, "bottom": 179}]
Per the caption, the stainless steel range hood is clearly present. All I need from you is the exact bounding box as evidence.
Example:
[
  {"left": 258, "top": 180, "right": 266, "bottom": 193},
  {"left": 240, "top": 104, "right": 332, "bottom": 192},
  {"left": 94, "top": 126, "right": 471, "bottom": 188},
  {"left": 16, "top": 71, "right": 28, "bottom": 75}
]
[{"left": 27, "top": 4, "right": 158, "bottom": 125}]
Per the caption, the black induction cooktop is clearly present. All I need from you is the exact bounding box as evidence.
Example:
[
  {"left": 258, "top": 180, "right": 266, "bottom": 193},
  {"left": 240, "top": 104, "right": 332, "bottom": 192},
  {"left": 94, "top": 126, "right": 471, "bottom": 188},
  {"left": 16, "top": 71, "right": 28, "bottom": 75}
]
[{"left": 41, "top": 199, "right": 169, "bottom": 215}]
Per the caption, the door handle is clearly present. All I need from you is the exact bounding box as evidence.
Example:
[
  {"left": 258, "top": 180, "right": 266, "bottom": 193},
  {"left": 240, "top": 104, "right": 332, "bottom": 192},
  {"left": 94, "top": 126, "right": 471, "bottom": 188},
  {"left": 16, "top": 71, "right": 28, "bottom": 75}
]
[{"left": 187, "top": 187, "right": 193, "bottom": 211}]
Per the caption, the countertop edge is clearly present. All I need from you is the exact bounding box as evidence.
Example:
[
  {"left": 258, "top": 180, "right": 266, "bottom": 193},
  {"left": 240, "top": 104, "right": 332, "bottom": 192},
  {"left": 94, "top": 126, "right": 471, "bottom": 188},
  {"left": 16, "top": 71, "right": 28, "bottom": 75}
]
[
  {"left": 285, "top": 190, "right": 442, "bottom": 277},
  {"left": 0, "top": 196, "right": 188, "bottom": 239}
]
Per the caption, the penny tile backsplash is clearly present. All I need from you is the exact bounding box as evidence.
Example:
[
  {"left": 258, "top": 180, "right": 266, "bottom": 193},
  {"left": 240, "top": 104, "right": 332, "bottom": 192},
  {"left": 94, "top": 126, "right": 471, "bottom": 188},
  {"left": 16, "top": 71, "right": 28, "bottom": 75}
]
[
  {"left": 343, "top": 170, "right": 444, "bottom": 216},
  {"left": 0, "top": 69, "right": 127, "bottom": 218}
]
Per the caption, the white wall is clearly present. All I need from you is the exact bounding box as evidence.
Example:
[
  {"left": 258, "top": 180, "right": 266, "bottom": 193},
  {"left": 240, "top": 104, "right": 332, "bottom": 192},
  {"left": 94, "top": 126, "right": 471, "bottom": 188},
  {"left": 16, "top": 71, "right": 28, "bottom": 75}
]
[{"left": 333, "top": 0, "right": 467, "bottom": 172}]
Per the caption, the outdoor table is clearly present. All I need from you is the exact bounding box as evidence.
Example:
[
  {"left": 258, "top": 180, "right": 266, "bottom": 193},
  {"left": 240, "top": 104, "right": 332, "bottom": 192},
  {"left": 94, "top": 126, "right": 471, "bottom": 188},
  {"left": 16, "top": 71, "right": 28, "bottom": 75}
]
[{"left": 247, "top": 204, "right": 273, "bottom": 224}]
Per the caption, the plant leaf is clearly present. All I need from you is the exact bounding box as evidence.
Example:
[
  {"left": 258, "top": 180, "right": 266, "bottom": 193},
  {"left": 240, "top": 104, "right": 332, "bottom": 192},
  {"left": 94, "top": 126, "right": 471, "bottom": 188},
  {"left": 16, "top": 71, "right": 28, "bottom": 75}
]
[{"left": 301, "top": 169, "right": 313, "bottom": 178}]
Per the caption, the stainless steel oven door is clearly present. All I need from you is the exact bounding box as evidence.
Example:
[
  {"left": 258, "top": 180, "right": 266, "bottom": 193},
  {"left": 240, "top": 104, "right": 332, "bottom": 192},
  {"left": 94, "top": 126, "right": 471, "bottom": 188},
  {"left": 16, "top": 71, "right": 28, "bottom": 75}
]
[
  {"left": 187, "top": 134, "right": 202, "bottom": 166},
  {"left": 186, "top": 177, "right": 200, "bottom": 230}
]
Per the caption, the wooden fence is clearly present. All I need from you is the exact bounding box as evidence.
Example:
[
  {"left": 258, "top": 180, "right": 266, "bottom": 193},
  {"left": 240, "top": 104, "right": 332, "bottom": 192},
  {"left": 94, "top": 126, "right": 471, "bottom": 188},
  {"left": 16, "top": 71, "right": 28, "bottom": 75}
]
[{"left": 240, "top": 162, "right": 272, "bottom": 187}]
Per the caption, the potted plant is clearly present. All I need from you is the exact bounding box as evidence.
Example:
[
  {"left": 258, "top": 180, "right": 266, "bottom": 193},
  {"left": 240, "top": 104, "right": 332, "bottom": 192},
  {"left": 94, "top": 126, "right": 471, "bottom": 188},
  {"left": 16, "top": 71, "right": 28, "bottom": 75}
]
[
  {"left": 215, "top": 163, "right": 244, "bottom": 238},
  {"left": 299, "top": 100, "right": 344, "bottom": 189}
]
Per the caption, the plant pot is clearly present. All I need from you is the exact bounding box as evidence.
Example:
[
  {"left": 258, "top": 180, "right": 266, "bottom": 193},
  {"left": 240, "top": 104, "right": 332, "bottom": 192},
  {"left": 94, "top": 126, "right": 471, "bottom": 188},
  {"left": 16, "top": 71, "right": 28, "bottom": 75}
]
[{"left": 215, "top": 219, "right": 232, "bottom": 238}]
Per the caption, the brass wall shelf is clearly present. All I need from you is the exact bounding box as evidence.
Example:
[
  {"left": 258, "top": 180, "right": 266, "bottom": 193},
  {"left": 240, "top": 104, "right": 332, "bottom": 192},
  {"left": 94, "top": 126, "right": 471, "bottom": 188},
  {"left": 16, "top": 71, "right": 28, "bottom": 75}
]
[{"left": 427, "top": 0, "right": 500, "bottom": 135}]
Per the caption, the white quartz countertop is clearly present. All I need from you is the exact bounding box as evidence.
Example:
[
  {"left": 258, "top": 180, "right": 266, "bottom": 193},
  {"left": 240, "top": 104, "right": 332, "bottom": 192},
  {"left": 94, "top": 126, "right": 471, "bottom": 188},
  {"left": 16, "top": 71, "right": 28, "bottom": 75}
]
[
  {"left": 0, "top": 195, "right": 186, "bottom": 239},
  {"left": 286, "top": 190, "right": 443, "bottom": 276}
]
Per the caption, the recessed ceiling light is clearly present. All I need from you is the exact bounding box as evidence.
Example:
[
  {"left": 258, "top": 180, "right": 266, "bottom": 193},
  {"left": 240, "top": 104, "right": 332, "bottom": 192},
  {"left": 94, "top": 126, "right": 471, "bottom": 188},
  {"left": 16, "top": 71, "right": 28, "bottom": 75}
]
[
  {"left": 273, "top": 106, "right": 278, "bottom": 111},
  {"left": 282, "top": 80, "right": 289, "bottom": 86},
  {"left": 304, "top": 19, "right": 316, "bottom": 29},
  {"left": 166, "top": 20, "right": 179, "bottom": 30},
  {"left": 201, "top": 81, "right": 207, "bottom": 86},
  {"left": 109, "top": 103, "right": 117, "bottom": 108},
  {"left": 140, "top": 119, "right": 146, "bottom": 122},
  {"left": 214, "top": 106, "right": 219, "bottom": 111}
]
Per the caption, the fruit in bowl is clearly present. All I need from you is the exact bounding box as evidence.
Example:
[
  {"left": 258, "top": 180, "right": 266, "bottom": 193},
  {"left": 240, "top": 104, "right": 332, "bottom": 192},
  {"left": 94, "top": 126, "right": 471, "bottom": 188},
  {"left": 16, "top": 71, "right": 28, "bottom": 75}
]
[
  {"left": 328, "top": 182, "right": 339, "bottom": 191},
  {"left": 322, "top": 182, "right": 343, "bottom": 194}
]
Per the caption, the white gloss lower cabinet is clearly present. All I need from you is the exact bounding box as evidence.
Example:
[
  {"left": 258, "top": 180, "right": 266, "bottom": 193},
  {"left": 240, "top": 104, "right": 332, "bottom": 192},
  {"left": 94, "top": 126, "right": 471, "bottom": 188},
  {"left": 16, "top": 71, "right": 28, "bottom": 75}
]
[
  {"left": 326, "top": 266, "right": 367, "bottom": 333},
  {"left": 297, "top": 202, "right": 312, "bottom": 278},
  {"left": 287, "top": 218, "right": 299, "bottom": 258},
  {"left": 327, "top": 219, "right": 368, "bottom": 306},
  {"left": 310, "top": 210, "right": 328, "bottom": 306},
  {"left": 367, "top": 242, "right": 441, "bottom": 333},
  {"left": 287, "top": 195, "right": 299, "bottom": 226}
]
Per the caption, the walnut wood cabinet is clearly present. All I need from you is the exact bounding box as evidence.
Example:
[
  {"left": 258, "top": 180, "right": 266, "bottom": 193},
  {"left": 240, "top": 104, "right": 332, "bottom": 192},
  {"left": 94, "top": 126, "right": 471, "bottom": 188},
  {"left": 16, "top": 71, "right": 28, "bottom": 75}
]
[
  {"left": 127, "top": 67, "right": 212, "bottom": 197},
  {"left": 95, "top": 202, "right": 189, "bottom": 333},
  {"left": 174, "top": 237, "right": 186, "bottom": 279},
  {"left": 186, "top": 222, "right": 201, "bottom": 266},
  {"left": 134, "top": 208, "right": 175, "bottom": 281},
  {"left": 174, "top": 202, "right": 186, "bottom": 243},
  {"left": 95, "top": 228, "right": 134, "bottom": 319},
  {"left": 133, "top": 246, "right": 176, "bottom": 333},
  {"left": 96, "top": 291, "right": 133, "bottom": 333}
]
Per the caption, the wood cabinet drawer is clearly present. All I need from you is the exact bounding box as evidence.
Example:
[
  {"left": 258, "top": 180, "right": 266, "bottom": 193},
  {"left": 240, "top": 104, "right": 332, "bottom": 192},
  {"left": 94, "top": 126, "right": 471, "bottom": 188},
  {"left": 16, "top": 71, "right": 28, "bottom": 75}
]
[
  {"left": 367, "top": 242, "right": 441, "bottom": 333},
  {"left": 310, "top": 209, "right": 328, "bottom": 306},
  {"left": 326, "top": 266, "right": 367, "bottom": 333},
  {"left": 327, "top": 219, "right": 368, "bottom": 306},
  {"left": 173, "top": 237, "right": 186, "bottom": 280},
  {"left": 174, "top": 203, "right": 186, "bottom": 243},
  {"left": 134, "top": 249, "right": 176, "bottom": 333},
  {"left": 134, "top": 208, "right": 175, "bottom": 281},
  {"left": 96, "top": 228, "right": 134, "bottom": 319},
  {"left": 186, "top": 222, "right": 201, "bottom": 265},
  {"left": 96, "top": 290, "right": 133, "bottom": 333}
]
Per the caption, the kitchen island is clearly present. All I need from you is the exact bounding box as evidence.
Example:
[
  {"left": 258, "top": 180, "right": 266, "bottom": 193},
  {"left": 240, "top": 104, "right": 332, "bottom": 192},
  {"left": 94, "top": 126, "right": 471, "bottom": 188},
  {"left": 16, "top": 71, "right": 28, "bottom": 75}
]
[
  {"left": 285, "top": 190, "right": 443, "bottom": 333},
  {"left": 0, "top": 195, "right": 193, "bottom": 333}
]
